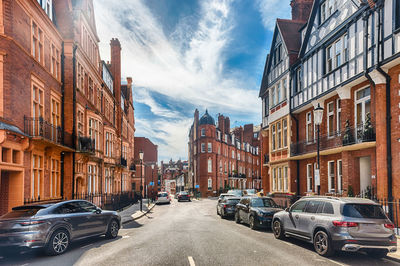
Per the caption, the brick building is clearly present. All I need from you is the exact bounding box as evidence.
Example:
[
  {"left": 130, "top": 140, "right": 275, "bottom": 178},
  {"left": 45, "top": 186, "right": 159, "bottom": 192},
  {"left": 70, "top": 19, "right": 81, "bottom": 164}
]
[
  {"left": 160, "top": 159, "right": 188, "bottom": 193},
  {"left": 134, "top": 137, "right": 158, "bottom": 198},
  {"left": 188, "top": 110, "right": 261, "bottom": 197},
  {"left": 0, "top": 0, "right": 136, "bottom": 215},
  {"left": 259, "top": 0, "right": 400, "bottom": 208}
]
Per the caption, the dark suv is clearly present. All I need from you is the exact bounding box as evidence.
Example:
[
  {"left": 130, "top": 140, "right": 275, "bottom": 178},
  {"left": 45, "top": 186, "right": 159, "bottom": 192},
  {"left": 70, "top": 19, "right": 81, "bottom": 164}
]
[
  {"left": 235, "top": 197, "right": 282, "bottom": 230},
  {"left": 272, "top": 196, "right": 397, "bottom": 257}
]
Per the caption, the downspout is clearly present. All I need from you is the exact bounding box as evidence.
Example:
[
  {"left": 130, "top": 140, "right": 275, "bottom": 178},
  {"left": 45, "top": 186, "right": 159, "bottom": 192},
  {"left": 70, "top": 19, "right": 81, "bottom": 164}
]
[
  {"left": 60, "top": 42, "right": 65, "bottom": 198},
  {"left": 289, "top": 69, "right": 300, "bottom": 196},
  {"left": 376, "top": 2, "right": 393, "bottom": 220},
  {"left": 72, "top": 44, "right": 77, "bottom": 198},
  {"left": 364, "top": 10, "right": 374, "bottom": 84}
]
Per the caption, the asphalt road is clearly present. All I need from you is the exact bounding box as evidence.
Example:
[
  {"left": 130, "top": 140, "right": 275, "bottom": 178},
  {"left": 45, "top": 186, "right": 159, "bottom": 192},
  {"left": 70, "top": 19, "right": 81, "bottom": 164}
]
[{"left": 1, "top": 198, "right": 399, "bottom": 266}]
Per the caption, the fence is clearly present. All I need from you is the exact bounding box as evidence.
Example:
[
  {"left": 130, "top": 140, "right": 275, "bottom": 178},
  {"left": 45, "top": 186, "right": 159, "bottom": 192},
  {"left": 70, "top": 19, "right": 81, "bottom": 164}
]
[{"left": 73, "top": 191, "right": 140, "bottom": 211}]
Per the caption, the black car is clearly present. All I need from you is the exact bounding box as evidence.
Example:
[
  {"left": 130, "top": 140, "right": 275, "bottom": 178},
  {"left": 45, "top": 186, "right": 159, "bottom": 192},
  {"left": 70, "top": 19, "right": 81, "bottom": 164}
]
[
  {"left": 217, "top": 197, "right": 241, "bottom": 218},
  {"left": 235, "top": 197, "right": 282, "bottom": 230},
  {"left": 0, "top": 200, "right": 121, "bottom": 256},
  {"left": 177, "top": 191, "right": 191, "bottom": 202}
]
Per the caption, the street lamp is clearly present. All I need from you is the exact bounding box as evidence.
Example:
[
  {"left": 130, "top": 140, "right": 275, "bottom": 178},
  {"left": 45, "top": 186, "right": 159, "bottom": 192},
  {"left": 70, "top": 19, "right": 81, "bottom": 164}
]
[
  {"left": 314, "top": 103, "right": 324, "bottom": 195},
  {"left": 139, "top": 150, "right": 144, "bottom": 212},
  {"left": 151, "top": 164, "right": 154, "bottom": 201}
]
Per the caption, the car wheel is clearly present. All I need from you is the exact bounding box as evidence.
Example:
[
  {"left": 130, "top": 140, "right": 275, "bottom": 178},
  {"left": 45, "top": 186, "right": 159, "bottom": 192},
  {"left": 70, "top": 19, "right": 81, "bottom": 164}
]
[
  {"left": 249, "top": 216, "right": 256, "bottom": 230},
  {"left": 106, "top": 219, "right": 119, "bottom": 239},
  {"left": 235, "top": 212, "right": 241, "bottom": 224},
  {"left": 367, "top": 249, "right": 388, "bottom": 258},
  {"left": 273, "top": 220, "right": 286, "bottom": 240},
  {"left": 313, "top": 230, "right": 334, "bottom": 257},
  {"left": 45, "top": 229, "right": 70, "bottom": 256}
]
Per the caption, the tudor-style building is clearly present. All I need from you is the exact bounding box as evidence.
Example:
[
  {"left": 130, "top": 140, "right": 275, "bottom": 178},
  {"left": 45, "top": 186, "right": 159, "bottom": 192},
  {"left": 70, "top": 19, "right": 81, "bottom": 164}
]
[
  {"left": 259, "top": 0, "right": 313, "bottom": 195},
  {"left": 260, "top": 0, "right": 400, "bottom": 203},
  {"left": 188, "top": 110, "right": 261, "bottom": 197}
]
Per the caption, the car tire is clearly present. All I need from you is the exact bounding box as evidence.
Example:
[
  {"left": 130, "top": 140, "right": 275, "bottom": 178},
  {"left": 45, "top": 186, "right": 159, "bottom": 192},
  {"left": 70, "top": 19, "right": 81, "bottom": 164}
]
[
  {"left": 313, "top": 230, "right": 334, "bottom": 257},
  {"left": 106, "top": 219, "right": 119, "bottom": 239},
  {"left": 249, "top": 215, "right": 257, "bottom": 230},
  {"left": 273, "top": 219, "right": 286, "bottom": 240},
  {"left": 235, "top": 212, "right": 241, "bottom": 224},
  {"left": 367, "top": 249, "right": 388, "bottom": 258},
  {"left": 45, "top": 229, "right": 70, "bottom": 256}
]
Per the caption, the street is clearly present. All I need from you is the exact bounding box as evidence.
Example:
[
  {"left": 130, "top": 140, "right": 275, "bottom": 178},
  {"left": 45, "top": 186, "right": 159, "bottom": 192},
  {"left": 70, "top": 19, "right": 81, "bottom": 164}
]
[{"left": 1, "top": 198, "right": 399, "bottom": 266}]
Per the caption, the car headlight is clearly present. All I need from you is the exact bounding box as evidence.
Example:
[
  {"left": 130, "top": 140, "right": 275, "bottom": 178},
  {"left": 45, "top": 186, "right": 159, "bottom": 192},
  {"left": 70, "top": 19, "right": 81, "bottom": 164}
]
[{"left": 256, "top": 210, "right": 265, "bottom": 216}]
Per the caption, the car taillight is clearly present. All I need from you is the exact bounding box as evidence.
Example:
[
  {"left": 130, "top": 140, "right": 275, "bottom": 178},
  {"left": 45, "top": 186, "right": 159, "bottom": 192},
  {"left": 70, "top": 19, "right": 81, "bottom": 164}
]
[
  {"left": 332, "top": 221, "right": 358, "bottom": 227},
  {"left": 223, "top": 204, "right": 230, "bottom": 208},
  {"left": 19, "top": 220, "right": 46, "bottom": 226},
  {"left": 384, "top": 223, "right": 395, "bottom": 229}
]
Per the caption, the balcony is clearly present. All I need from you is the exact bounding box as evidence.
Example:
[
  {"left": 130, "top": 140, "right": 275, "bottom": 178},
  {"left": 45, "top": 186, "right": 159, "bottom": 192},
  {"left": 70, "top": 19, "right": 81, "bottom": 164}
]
[
  {"left": 291, "top": 123, "right": 376, "bottom": 157},
  {"left": 77, "top": 136, "right": 95, "bottom": 153},
  {"left": 24, "top": 116, "right": 72, "bottom": 148},
  {"left": 264, "top": 154, "right": 269, "bottom": 164},
  {"left": 129, "top": 163, "right": 136, "bottom": 171}
]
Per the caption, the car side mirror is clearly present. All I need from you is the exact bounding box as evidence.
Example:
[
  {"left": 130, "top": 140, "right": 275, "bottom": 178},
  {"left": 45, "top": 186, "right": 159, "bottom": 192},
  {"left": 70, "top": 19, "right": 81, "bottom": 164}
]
[
  {"left": 285, "top": 207, "right": 290, "bottom": 212},
  {"left": 95, "top": 208, "right": 102, "bottom": 214}
]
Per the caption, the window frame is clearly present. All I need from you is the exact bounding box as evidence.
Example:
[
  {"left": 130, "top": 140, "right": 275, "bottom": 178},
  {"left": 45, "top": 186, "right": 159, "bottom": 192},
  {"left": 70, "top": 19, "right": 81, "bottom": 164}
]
[
  {"left": 307, "top": 163, "right": 313, "bottom": 192},
  {"left": 328, "top": 160, "right": 335, "bottom": 192},
  {"left": 327, "top": 101, "right": 334, "bottom": 137}
]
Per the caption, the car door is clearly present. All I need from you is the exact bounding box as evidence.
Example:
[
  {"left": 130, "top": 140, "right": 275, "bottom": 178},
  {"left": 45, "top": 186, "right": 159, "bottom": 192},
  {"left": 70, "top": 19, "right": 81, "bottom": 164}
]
[
  {"left": 284, "top": 200, "right": 308, "bottom": 235},
  {"left": 56, "top": 202, "right": 88, "bottom": 239},
  {"left": 77, "top": 201, "right": 108, "bottom": 235},
  {"left": 241, "top": 198, "right": 251, "bottom": 224},
  {"left": 300, "top": 200, "right": 324, "bottom": 239},
  {"left": 237, "top": 198, "right": 246, "bottom": 221}
]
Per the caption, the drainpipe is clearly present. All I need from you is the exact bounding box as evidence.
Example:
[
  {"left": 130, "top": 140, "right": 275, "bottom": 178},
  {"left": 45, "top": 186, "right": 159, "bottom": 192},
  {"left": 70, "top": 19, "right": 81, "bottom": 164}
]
[
  {"left": 72, "top": 44, "right": 77, "bottom": 198},
  {"left": 60, "top": 42, "right": 65, "bottom": 198},
  {"left": 376, "top": 1, "right": 393, "bottom": 220},
  {"left": 289, "top": 70, "right": 300, "bottom": 196}
]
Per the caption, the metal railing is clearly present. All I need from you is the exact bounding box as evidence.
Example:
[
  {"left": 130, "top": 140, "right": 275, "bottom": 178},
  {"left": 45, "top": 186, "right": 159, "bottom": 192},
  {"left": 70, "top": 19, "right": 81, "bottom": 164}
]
[
  {"left": 24, "top": 116, "right": 73, "bottom": 147},
  {"left": 73, "top": 191, "right": 139, "bottom": 211},
  {"left": 120, "top": 157, "right": 127, "bottom": 167},
  {"left": 291, "top": 123, "right": 375, "bottom": 156},
  {"left": 77, "top": 136, "right": 95, "bottom": 153},
  {"left": 24, "top": 196, "right": 64, "bottom": 205}
]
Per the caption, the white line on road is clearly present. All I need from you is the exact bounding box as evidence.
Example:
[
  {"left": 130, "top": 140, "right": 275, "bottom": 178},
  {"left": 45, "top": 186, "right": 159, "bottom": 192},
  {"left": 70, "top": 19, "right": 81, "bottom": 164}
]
[
  {"left": 188, "top": 256, "right": 195, "bottom": 266},
  {"left": 283, "top": 242, "right": 294, "bottom": 246},
  {"left": 122, "top": 235, "right": 130, "bottom": 238}
]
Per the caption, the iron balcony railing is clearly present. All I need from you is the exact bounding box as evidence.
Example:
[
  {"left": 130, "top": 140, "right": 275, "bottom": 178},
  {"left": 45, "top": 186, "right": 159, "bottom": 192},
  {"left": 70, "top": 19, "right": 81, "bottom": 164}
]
[
  {"left": 290, "top": 122, "right": 375, "bottom": 157},
  {"left": 24, "top": 116, "right": 73, "bottom": 147},
  {"left": 120, "top": 157, "right": 127, "bottom": 167},
  {"left": 77, "top": 136, "right": 96, "bottom": 153},
  {"left": 264, "top": 154, "right": 269, "bottom": 164}
]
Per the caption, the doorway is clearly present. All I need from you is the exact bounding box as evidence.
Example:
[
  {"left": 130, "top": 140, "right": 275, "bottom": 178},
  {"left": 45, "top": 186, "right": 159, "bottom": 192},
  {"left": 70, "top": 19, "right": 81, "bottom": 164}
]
[{"left": 359, "top": 156, "right": 371, "bottom": 194}]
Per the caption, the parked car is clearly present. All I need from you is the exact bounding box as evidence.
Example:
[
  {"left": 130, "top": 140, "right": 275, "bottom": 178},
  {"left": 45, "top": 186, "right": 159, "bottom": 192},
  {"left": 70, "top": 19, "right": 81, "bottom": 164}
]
[
  {"left": 227, "top": 189, "right": 243, "bottom": 197},
  {"left": 177, "top": 191, "right": 191, "bottom": 202},
  {"left": 0, "top": 200, "right": 121, "bottom": 256},
  {"left": 272, "top": 196, "right": 397, "bottom": 257},
  {"left": 218, "top": 193, "right": 235, "bottom": 203},
  {"left": 235, "top": 197, "right": 282, "bottom": 230},
  {"left": 217, "top": 197, "right": 241, "bottom": 218},
  {"left": 156, "top": 192, "right": 171, "bottom": 204},
  {"left": 244, "top": 189, "right": 256, "bottom": 195}
]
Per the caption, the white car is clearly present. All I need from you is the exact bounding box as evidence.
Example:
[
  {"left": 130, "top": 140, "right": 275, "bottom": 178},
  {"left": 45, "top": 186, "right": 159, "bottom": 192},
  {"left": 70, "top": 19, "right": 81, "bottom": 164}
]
[{"left": 156, "top": 192, "right": 171, "bottom": 204}]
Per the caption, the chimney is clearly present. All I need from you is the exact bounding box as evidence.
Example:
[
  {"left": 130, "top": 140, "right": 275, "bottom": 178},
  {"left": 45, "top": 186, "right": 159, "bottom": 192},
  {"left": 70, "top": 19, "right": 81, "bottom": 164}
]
[
  {"left": 126, "top": 77, "right": 133, "bottom": 105},
  {"left": 290, "top": 0, "right": 313, "bottom": 22},
  {"left": 218, "top": 114, "right": 225, "bottom": 133},
  {"left": 110, "top": 38, "right": 121, "bottom": 133},
  {"left": 224, "top": 117, "right": 230, "bottom": 134}
]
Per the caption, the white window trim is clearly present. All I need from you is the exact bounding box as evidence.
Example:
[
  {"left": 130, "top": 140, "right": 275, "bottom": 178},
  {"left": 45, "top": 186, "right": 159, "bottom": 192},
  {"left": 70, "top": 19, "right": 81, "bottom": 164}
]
[
  {"left": 337, "top": 160, "right": 343, "bottom": 193},
  {"left": 306, "top": 112, "right": 313, "bottom": 143},
  {"left": 307, "top": 164, "right": 313, "bottom": 192},
  {"left": 336, "top": 98, "right": 341, "bottom": 135},
  {"left": 328, "top": 160, "right": 335, "bottom": 192},
  {"left": 327, "top": 101, "right": 334, "bottom": 138}
]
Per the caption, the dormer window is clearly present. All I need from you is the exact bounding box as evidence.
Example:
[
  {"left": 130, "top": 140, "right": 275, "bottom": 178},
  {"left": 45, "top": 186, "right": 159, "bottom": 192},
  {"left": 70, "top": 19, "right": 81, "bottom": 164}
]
[
  {"left": 273, "top": 44, "right": 282, "bottom": 66},
  {"left": 326, "top": 34, "right": 348, "bottom": 73},
  {"left": 320, "top": 0, "right": 336, "bottom": 24}
]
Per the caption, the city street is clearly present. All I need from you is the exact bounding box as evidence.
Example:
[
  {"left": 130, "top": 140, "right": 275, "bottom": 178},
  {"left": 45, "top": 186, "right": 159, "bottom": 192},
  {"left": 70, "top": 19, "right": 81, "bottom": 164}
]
[{"left": 0, "top": 198, "right": 399, "bottom": 266}]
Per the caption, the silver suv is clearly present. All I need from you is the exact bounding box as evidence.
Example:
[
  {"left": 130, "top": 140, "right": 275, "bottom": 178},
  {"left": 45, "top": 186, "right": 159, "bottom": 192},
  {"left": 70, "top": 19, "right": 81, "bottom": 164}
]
[{"left": 272, "top": 196, "right": 397, "bottom": 257}]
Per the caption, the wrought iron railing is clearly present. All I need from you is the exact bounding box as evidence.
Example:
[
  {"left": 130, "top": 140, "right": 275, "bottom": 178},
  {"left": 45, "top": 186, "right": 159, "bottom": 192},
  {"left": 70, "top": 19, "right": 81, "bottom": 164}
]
[
  {"left": 78, "top": 136, "right": 95, "bottom": 153},
  {"left": 24, "top": 116, "right": 73, "bottom": 147},
  {"left": 73, "top": 191, "right": 140, "bottom": 211},
  {"left": 120, "top": 157, "right": 127, "bottom": 167},
  {"left": 291, "top": 123, "right": 375, "bottom": 156}
]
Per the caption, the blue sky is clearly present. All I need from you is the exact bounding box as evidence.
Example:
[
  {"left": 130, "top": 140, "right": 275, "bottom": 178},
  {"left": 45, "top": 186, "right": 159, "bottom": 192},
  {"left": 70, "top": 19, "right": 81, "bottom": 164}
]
[{"left": 94, "top": 0, "right": 291, "bottom": 162}]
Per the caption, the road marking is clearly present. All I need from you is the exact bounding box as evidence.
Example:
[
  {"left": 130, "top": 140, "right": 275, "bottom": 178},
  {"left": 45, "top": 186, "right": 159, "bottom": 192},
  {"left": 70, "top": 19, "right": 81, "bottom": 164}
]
[
  {"left": 188, "top": 256, "right": 195, "bottom": 266},
  {"left": 283, "top": 242, "right": 294, "bottom": 246},
  {"left": 122, "top": 235, "right": 130, "bottom": 238}
]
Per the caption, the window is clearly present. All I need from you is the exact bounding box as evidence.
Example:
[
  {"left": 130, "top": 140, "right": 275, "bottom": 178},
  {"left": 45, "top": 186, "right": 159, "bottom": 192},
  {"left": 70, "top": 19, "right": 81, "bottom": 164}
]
[
  {"left": 295, "top": 68, "right": 302, "bottom": 93},
  {"left": 277, "top": 167, "right": 282, "bottom": 191},
  {"left": 284, "top": 166, "right": 288, "bottom": 192},
  {"left": 283, "top": 119, "right": 288, "bottom": 148},
  {"left": 32, "top": 83, "right": 44, "bottom": 136},
  {"left": 304, "top": 201, "right": 323, "bottom": 213},
  {"left": 89, "top": 117, "right": 101, "bottom": 151},
  {"left": 50, "top": 158, "right": 60, "bottom": 198},
  {"left": 51, "top": 44, "right": 60, "bottom": 79},
  {"left": 337, "top": 99, "right": 341, "bottom": 133},
  {"left": 264, "top": 96, "right": 269, "bottom": 117},
  {"left": 277, "top": 82, "right": 281, "bottom": 103},
  {"left": 232, "top": 150, "right": 235, "bottom": 159},
  {"left": 208, "top": 178, "right": 212, "bottom": 190},
  {"left": 208, "top": 143, "right": 212, "bottom": 153},
  {"left": 396, "top": 0, "right": 400, "bottom": 30},
  {"left": 307, "top": 164, "right": 313, "bottom": 192},
  {"left": 31, "top": 154, "right": 44, "bottom": 199},
  {"left": 328, "top": 161, "right": 335, "bottom": 192},
  {"left": 277, "top": 122, "right": 281, "bottom": 149},
  {"left": 290, "top": 200, "right": 307, "bottom": 213},
  {"left": 326, "top": 34, "right": 348, "bottom": 72},
  {"left": 306, "top": 112, "right": 313, "bottom": 143},
  {"left": 271, "top": 125, "right": 276, "bottom": 151},
  {"left": 337, "top": 160, "right": 343, "bottom": 193},
  {"left": 237, "top": 152, "right": 240, "bottom": 160},
  {"left": 282, "top": 78, "right": 287, "bottom": 100},
  {"left": 31, "top": 22, "right": 43, "bottom": 63},
  {"left": 201, "top": 128, "right": 205, "bottom": 136},
  {"left": 88, "top": 78, "right": 94, "bottom": 103},
  {"left": 77, "top": 109, "right": 84, "bottom": 136},
  {"left": 320, "top": 0, "right": 336, "bottom": 24},
  {"left": 87, "top": 164, "right": 98, "bottom": 194},
  {"left": 271, "top": 87, "right": 276, "bottom": 106},
  {"left": 327, "top": 102, "right": 334, "bottom": 137},
  {"left": 272, "top": 168, "right": 277, "bottom": 191},
  {"left": 355, "top": 87, "right": 371, "bottom": 141},
  {"left": 201, "top": 143, "right": 205, "bottom": 153},
  {"left": 274, "top": 44, "right": 282, "bottom": 65},
  {"left": 51, "top": 97, "right": 60, "bottom": 142}
]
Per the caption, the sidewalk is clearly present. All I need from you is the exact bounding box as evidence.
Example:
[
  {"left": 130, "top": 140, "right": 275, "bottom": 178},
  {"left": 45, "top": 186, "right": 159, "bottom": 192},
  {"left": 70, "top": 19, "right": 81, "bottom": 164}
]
[
  {"left": 119, "top": 199, "right": 156, "bottom": 224},
  {"left": 386, "top": 235, "right": 400, "bottom": 262}
]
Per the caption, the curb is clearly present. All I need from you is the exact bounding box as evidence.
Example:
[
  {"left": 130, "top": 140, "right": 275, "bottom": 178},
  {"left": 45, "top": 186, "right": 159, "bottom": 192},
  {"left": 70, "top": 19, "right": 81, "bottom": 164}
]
[
  {"left": 385, "top": 255, "right": 400, "bottom": 264},
  {"left": 122, "top": 203, "right": 156, "bottom": 224}
]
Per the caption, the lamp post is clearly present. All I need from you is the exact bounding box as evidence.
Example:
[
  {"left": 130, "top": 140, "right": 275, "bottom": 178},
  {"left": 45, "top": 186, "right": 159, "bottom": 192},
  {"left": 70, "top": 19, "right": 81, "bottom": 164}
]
[
  {"left": 139, "top": 150, "right": 144, "bottom": 212},
  {"left": 314, "top": 103, "right": 324, "bottom": 195},
  {"left": 151, "top": 164, "right": 154, "bottom": 201}
]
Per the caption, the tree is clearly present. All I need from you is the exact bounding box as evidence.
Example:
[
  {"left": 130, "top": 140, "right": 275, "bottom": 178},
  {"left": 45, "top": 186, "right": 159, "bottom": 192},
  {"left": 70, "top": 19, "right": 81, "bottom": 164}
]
[{"left": 342, "top": 119, "right": 353, "bottom": 146}]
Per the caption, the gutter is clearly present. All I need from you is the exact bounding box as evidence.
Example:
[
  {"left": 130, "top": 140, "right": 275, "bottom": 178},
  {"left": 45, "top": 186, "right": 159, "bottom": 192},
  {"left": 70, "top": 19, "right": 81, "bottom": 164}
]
[
  {"left": 61, "top": 41, "right": 65, "bottom": 198},
  {"left": 72, "top": 44, "right": 77, "bottom": 198}
]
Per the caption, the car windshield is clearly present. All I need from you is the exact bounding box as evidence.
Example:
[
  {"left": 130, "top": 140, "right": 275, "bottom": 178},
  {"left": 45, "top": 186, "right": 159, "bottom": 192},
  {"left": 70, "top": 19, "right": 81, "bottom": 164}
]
[
  {"left": 342, "top": 204, "right": 387, "bottom": 219},
  {"left": 227, "top": 190, "right": 242, "bottom": 197},
  {"left": 251, "top": 198, "right": 277, "bottom": 208},
  {"left": 1, "top": 207, "right": 44, "bottom": 219},
  {"left": 158, "top": 193, "right": 168, "bottom": 197},
  {"left": 245, "top": 189, "right": 256, "bottom": 195},
  {"left": 180, "top": 192, "right": 188, "bottom": 195},
  {"left": 227, "top": 199, "right": 240, "bottom": 204}
]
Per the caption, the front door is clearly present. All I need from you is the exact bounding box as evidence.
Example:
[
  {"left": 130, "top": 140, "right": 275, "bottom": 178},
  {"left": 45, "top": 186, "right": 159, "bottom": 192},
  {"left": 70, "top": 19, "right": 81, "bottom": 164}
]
[
  {"left": 359, "top": 156, "right": 371, "bottom": 195},
  {"left": 354, "top": 87, "right": 371, "bottom": 142}
]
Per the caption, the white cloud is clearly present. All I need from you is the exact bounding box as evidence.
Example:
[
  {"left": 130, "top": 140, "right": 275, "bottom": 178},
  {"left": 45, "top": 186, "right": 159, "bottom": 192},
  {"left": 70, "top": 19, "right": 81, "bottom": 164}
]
[
  {"left": 94, "top": 0, "right": 261, "bottom": 161},
  {"left": 256, "top": 0, "right": 292, "bottom": 31}
]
